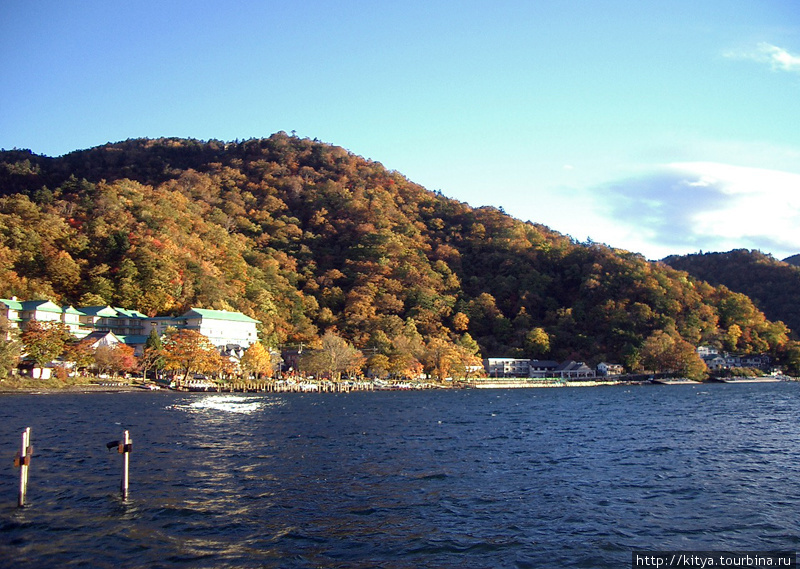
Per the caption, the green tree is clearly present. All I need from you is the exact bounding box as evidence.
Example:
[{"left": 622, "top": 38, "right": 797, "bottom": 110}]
[
  {"left": 779, "top": 340, "right": 800, "bottom": 376},
  {"left": 458, "top": 332, "right": 481, "bottom": 356},
  {"left": 139, "top": 329, "right": 166, "bottom": 380},
  {"left": 0, "top": 315, "right": 21, "bottom": 379}
]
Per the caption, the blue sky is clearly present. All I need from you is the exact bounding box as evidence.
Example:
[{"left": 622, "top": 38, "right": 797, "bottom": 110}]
[{"left": 2, "top": 1, "right": 799, "bottom": 260}]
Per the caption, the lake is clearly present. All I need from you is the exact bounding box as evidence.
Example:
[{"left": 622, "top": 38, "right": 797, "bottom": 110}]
[{"left": 1, "top": 383, "right": 799, "bottom": 568}]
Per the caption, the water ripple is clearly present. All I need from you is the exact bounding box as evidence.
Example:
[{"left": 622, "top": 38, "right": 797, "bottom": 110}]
[{"left": 2, "top": 385, "right": 800, "bottom": 568}]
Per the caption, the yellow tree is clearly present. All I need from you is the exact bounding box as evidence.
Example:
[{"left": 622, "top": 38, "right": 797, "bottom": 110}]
[
  {"left": 450, "top": 345, "right": 484, "bottom": 379},
  {"left": 387, "top": 326, "right": 425, "bottom": 379},
  {"left": 240, "top": 341, "right": 275, "bottom": 379},
  {"left": 451, "top": 333, "right": 483, "bottom": 379},
  {"left": 367, "top": 353, "right": 390, "bottom": 378},
  {"left": 525, "top": 327, "right": 550, "bottom": 357},
  {"left": 423, "top": 336, "right": 459, "bottom": 381},
  {"left": 452, "top": 311, "right": 470, "bottom": 332},
  {"left": 725, "top": 324, "right": 742, "bottom": 352},
  {"left": 322, "top": 331, "right": 365, "bottom": 380}
]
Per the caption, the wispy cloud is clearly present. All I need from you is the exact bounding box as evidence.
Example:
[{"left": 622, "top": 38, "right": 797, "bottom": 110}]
[
  {"left": 590, "top": 163, "right": 800, "bottom": 259},
  {"left": 725, "top": 42, "right": 800, "bottom": 74}
]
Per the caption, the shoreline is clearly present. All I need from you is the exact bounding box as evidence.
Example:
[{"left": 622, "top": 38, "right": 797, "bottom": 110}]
[
  {"left": 1, "top": 376, "right": 796, "bottom": 395},
  {"left": 0, "top": 383, "right": 145, "bottom": 395}
]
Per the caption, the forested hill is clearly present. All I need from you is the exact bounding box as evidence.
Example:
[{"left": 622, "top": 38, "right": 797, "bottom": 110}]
[
  {"left": 663, "top": 250, "right": 800, "bottom": 339},
  {"left": 784, "top": 254, "right": 800, "bottom": 267},
  {"left": 1, "top": 134, "right": 797, "bottom": 372}
]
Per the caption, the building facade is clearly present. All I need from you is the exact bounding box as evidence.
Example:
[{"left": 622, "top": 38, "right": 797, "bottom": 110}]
[{"left": 1, "top": 298, "right": 261, "bottom": 356}]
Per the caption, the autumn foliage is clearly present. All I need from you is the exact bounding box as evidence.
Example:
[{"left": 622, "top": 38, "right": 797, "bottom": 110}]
[
  {"left": 1, "top": 134, "right": 797, "bottom": 375},
  {"left": 161, "top": 328, "right": 223, "bottom": 381}
]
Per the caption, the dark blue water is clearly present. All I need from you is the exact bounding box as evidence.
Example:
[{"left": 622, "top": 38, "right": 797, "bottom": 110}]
[{"left": 1, "top": 383, "right": 799, "bottom": 568}]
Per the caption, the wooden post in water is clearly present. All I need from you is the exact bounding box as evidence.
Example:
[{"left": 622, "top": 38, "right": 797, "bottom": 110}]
[
  {"left": 14, "top": 427, "right": 32, "bottom": 507},
  {"left": 118, "top": 430, "right": 132, "bottom": 500}
]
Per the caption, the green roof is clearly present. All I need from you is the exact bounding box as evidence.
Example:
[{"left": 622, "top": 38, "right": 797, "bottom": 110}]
[
  {"left": 61, "top": 305, "right": 83, "bottom": 315},
  {"left": 0, "top": 298, "right": 24, "bottom": 311},
  {"left": 114, "top": 307, "right": 148, "bottom": 318},
  {"left": 118, "top": 335, "right": 149, "bottom": 344},
  {"left": 78, "top": 305, "right": 119, "bottom": 317},
  {"left": 21, "top": 300, "right": 63, "bottom": 313},
  {"left": 184, "top": 308, "right": 260, "bottom": 323}
]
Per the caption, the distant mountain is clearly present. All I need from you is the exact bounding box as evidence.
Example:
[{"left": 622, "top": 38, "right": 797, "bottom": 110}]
[
  {"left": 1, "top": 135, "right": 797, "bottom": 375},
  {"left": 663, "top": 249, "right": 800, "bottom": 338},
  {"left": 783, "top": 254, "right": 800, "bottom": 267}
]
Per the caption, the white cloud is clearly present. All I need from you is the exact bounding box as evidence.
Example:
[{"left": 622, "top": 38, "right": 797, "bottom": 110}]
[
  {"left": 759, "top": 43, "right": 800, "bottom": 72},
  {"left": 586, "top": 162, "right": 800, "bottom": 260},
  {"left": 725, "top": 43, "right": 800, "bottom": 74}
]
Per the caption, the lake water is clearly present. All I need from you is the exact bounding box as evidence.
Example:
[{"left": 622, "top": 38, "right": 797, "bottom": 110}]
[{"left": 1, "top": 383, "right": 799, "bottom": 568}]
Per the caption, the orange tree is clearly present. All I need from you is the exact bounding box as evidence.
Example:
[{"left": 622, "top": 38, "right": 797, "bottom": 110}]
[
  {"left": 20, "top": 320, "right": 72, "bottom": 370},
  {"left": 300, "top": 331, "right": 365, "bottom": 381},
  {"left": 63, "top": 337, "right": 96, "bottom": 371},
  {"left": 94, "top": 343, "right": 138, "bottom": 377},
  {"left": 640, "top": 328, "right": 708, "bottom": 380},
  {"left": 162, "top": 328, "right": 222, "bottom": 381}
]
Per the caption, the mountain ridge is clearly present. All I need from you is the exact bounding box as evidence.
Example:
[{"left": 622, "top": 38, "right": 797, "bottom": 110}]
[{"left": 1, "top": 133, "right": 797, "bottom": 374}]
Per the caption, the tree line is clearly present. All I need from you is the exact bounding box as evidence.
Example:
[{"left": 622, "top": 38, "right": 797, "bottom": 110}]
[
  {"left": 1, "top": 134, "right": 799, "bottom": 380},
  {"left": 0, "top": 317, "right": 485, "bottom": 385}
]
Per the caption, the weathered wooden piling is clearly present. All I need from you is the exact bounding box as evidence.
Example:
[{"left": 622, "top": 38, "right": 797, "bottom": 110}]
[{"left": 14, "top": 427, "right": 32, "bottom": 507}]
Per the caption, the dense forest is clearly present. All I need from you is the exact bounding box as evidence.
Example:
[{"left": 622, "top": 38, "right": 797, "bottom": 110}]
[
  {"left": 663, "top": 250, "right": 800, "bottom": 339},
  {"left": 1, "top": 134, "right": 798, "bottom": 375}
]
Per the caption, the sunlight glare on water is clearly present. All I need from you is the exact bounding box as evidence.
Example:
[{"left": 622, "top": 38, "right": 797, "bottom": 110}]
[{"left": 170, "top": 394, "right": 282, "bottom": 415}]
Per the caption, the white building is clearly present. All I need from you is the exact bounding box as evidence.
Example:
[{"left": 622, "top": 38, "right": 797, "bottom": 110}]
[
  {"left": 484, "top": 358, "right": 531, "bottom": 377},
  {"left": 2, "top": 298, "right": 261, "bottom": 354},
  {"left": 173, "top": 308, "right": 260, "bottom": 348},
  {"left": 596, "top": 362, "right": 624, "bottom": 376}
]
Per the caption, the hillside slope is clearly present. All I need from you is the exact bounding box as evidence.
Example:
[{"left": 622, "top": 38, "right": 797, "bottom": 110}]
[
  {"left": 0, "top": 134, "right": 796, "bottom": 372},
  {"left": 663, "top": 249, "right": 800, "bottom": 339},
  {"left": 784, "top": 254, "right": 800, "bottom": 267}
]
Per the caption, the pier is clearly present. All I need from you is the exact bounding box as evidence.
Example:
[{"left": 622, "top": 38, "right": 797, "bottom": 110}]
[{"left": 171, "top": 379, "right": 379, "bottom": 393}]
